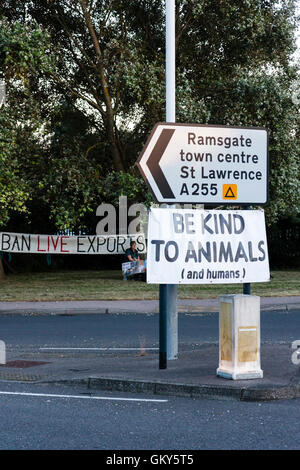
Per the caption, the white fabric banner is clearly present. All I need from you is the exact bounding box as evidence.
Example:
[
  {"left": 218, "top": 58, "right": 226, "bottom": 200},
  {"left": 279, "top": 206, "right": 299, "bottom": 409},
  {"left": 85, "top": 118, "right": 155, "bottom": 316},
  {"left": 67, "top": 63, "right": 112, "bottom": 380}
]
[
  {"left": 0, "top": 233, "right": 146, "bottom": 255},
  {"left": 147, "top": 208, "right": 270, "bottom": 284}
]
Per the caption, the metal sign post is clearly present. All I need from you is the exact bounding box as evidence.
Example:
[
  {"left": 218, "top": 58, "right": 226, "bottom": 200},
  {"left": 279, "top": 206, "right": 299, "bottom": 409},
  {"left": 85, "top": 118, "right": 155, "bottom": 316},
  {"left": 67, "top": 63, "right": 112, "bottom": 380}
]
[
  {"left": 243, "top": 206, "right": 251, "bottom": 295},
  {"left": 159, "top": 0, "right": 178, "bottom": 369}
]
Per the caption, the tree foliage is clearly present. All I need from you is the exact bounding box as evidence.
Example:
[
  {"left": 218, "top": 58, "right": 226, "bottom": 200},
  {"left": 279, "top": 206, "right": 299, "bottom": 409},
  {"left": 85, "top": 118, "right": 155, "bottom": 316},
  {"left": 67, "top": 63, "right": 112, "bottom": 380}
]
[
  {"left": 0, "top": 0, "right": 299, "bottom": 232},
  {"left": 0, "top": 17, "right": 52, "bottom": 225}
]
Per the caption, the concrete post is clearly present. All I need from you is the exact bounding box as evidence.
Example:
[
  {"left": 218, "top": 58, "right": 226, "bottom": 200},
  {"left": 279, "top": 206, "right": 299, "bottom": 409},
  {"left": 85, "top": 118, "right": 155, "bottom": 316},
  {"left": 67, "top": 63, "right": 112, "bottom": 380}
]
[{"left": 217, "top": 294, "right": 263, "bottom": 380}]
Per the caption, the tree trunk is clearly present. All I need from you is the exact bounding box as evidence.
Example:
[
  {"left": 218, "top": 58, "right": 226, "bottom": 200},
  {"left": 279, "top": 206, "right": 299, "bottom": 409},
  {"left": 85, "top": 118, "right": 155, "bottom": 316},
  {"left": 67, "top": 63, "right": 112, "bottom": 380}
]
[
  {"left": 80, "top": 1, "right": 125, "bottom": 172},
  {"left": 106, "top": 116, "right": 125, "bottom": 172},
  {"left": 112, "top": 140, "right": 124, "bottom": 172}
]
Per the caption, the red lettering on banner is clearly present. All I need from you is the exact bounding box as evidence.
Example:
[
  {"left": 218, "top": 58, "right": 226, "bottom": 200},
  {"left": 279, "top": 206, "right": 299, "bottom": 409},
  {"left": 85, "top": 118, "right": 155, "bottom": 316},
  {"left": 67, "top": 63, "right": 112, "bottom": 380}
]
[
  {"left": 37, "top": 236, "right": 46, "bottom": 252},
  {"left": 38, "top": 236, "right": 70, "bottom": 252},
  {"left": 50, "top": 236, "right": 60, "bottom": 251},
  {"left": 60, "top": 236, "right": 70, "bottom": 253}
]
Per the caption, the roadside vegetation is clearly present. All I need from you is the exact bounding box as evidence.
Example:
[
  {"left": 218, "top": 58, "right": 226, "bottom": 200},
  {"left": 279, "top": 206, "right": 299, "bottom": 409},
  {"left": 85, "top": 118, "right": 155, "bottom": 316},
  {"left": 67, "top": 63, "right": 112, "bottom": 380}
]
[{"left": 0, "top": 270, "right": 299, "bottom": 301}]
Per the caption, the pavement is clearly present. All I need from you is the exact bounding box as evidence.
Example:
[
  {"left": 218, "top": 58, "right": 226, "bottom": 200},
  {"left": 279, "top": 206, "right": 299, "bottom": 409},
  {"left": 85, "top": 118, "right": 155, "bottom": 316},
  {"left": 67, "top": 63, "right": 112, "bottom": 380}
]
[
  {"left": 0, "top": 296, "right": 300, "bottom": 402},
  {"left": 1, "top": 296, "right": 300, "bottom": 315}
]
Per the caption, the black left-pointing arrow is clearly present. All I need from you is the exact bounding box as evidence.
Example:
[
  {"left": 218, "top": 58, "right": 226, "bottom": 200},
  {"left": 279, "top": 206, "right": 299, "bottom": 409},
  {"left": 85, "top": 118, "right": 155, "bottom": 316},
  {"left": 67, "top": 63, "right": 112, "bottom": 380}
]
[{"left": 146, "top": 128, "right": 175, "bottom": 199}]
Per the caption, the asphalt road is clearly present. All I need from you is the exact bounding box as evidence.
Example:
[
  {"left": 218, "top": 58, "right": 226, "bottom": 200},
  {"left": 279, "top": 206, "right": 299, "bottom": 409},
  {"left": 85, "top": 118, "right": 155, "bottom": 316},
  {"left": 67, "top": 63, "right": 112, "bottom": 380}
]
[
  {"left": 0, "top": 310, "right": 299, "bottom": 451},
  {"left": 0, "top": 309, "right": 299, "bottom": 351},
  {"left": 0, "top": 380, "right": 299, "bottom": 450}
]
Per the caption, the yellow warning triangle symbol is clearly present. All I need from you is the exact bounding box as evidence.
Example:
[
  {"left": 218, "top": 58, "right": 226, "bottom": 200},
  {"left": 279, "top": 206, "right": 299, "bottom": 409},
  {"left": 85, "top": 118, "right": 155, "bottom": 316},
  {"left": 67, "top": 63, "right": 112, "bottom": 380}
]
[
  {"left": 225, "top": 186, "right": 236, "bottom": 198},
  {"left": 222, "top": 184, "right": 237, "bottom": 199}
]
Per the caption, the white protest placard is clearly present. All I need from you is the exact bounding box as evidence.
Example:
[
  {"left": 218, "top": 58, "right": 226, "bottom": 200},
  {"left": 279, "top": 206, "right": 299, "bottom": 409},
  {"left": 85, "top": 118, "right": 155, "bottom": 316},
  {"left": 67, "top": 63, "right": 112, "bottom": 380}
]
[
  {"left": 147, "top": 208, "right": 270, "bottom": 284},
  {"left": 0, "top": 232, "right": 146, "bottom": 255}
]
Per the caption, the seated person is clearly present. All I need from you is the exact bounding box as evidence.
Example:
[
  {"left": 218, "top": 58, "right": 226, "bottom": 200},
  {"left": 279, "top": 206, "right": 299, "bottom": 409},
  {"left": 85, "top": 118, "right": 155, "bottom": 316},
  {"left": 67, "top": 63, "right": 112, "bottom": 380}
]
[
  {"left": 125, "top": 241, "right": 140, "bottom": 263},
  {"left": 125, "top": 241, "right": 146, "bottom": 281}
]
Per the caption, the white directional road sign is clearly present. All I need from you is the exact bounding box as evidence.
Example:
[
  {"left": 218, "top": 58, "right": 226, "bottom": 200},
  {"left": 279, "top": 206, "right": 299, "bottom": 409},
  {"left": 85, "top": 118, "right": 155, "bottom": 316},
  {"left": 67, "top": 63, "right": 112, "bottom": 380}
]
[{"left": 137, "top": 123, "right": 268, "bottom": 204}]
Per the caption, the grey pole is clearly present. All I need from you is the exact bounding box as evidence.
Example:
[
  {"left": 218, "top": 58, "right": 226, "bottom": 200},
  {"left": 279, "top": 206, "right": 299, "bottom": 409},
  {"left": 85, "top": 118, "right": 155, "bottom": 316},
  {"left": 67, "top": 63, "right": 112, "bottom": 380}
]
[
  {"left": 166, "top": 0, "right": 176, "bottom": 122},
  {"left": 243, "top": 282, "right": 251, "bottom": 295},
  {"left": 159, "top": 0, "right": 178, "bottom": 369},
  {"left": 159, "top": 284, "right": 167, "bottom": 369},
  {"left": 243, "top": 206, "right": 251, "bottom": 295}
]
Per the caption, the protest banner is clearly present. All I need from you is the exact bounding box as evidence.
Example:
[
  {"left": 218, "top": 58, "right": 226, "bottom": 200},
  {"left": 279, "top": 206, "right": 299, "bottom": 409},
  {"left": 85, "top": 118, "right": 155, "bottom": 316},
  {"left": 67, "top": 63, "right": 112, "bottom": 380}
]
[
  {"left": 147, "top": 208, "right": 270, "bottom": 284},
  {"left": 0, "top": 233, "right": 146, "bottom": 255}
]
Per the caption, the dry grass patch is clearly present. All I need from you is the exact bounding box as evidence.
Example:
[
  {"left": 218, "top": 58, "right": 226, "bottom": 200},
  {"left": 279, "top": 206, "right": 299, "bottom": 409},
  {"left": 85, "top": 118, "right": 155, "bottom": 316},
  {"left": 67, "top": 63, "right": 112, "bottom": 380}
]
[{"left": 0, "top": 270, "right": 299, "bottom": 301}]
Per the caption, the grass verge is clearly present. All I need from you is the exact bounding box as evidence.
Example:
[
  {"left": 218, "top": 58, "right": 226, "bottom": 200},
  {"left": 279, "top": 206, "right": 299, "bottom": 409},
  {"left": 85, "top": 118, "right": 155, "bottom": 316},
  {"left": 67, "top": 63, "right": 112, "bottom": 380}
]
[{"left": 0, "top": 270, "right": 299, "bottom": 301}]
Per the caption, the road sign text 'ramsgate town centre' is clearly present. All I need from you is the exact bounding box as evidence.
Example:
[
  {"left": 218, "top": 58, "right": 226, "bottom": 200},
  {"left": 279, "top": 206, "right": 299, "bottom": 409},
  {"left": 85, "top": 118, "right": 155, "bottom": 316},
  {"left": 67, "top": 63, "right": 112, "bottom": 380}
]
[{"left": 137, "top": 123, "right": 268, "bottom": 205}]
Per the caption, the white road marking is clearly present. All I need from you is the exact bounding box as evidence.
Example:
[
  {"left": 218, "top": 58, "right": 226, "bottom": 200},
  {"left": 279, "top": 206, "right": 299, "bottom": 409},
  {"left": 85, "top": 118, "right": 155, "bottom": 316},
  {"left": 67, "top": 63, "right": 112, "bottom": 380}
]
[
  {"left": 39, "top": 347, "right": 159, "bottom": 351},
  {"left": 0, "top": 391, "right": 167, "bottom": 403}
]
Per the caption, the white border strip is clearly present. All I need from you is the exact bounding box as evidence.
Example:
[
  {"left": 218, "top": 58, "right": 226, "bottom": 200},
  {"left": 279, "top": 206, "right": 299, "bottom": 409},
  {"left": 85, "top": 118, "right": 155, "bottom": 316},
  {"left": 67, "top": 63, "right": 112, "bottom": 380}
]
[
  {"left": 39, "top": 347, "right": 159, "bottom": 351},
  {"left": 0, "top": 391, "right": 167, "bottom": 403}
]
